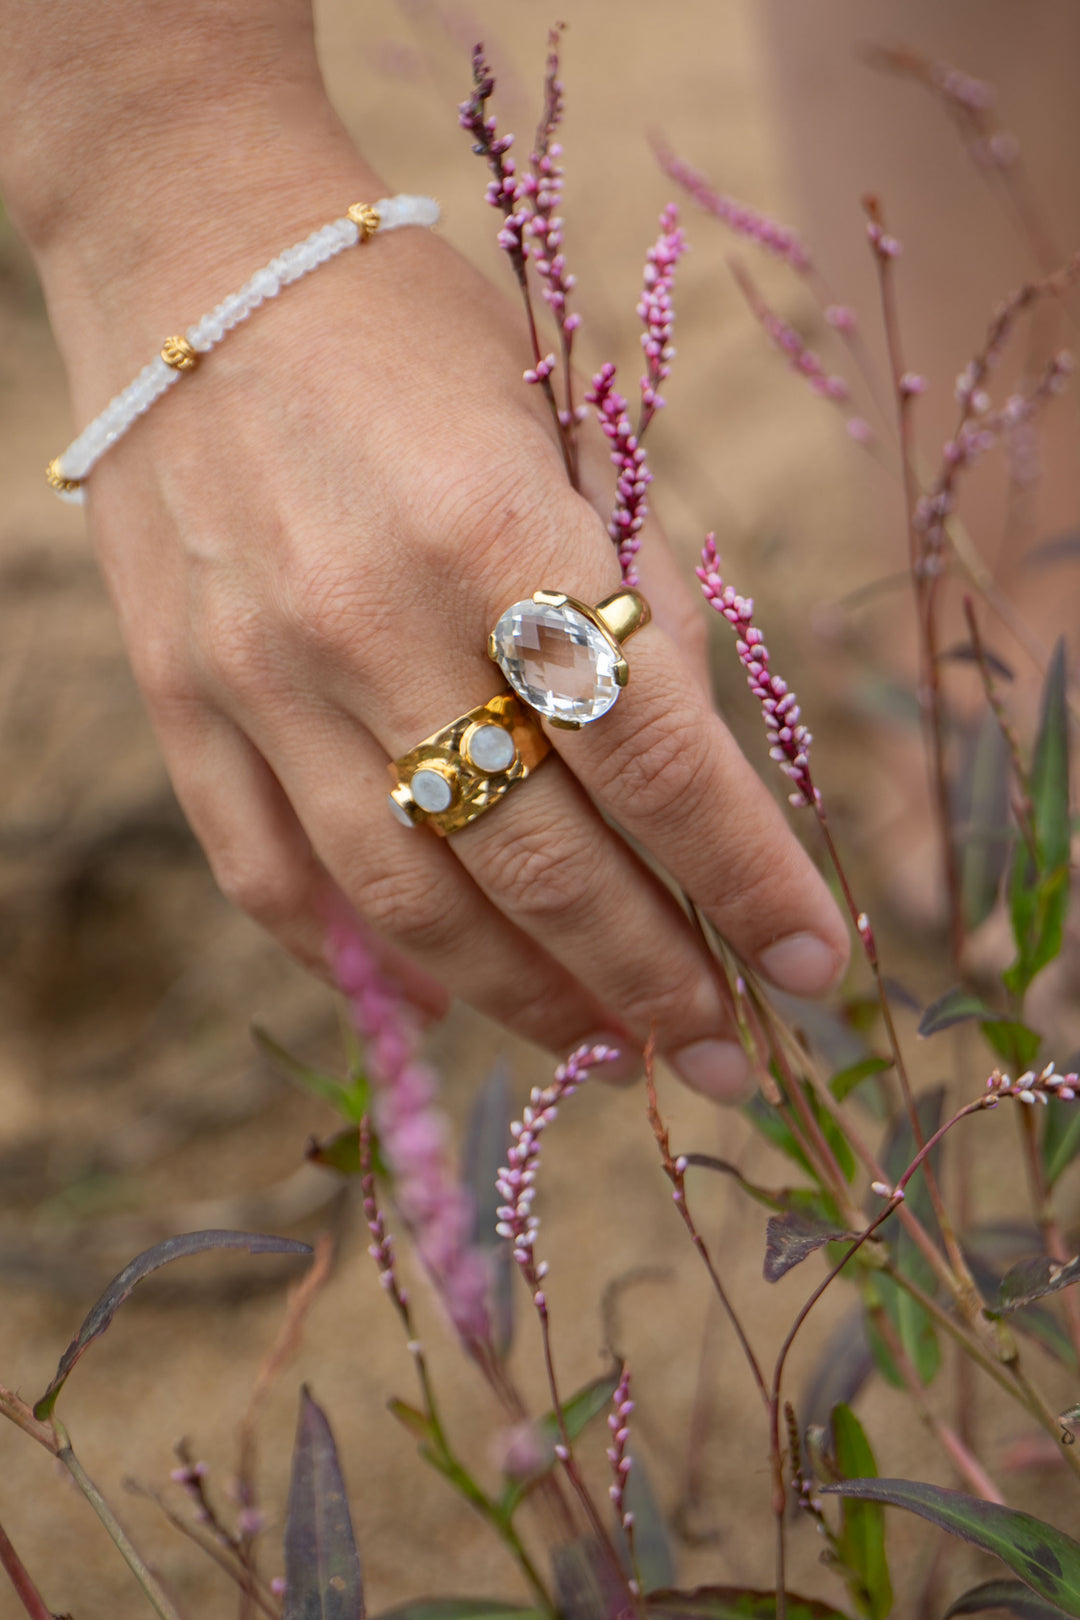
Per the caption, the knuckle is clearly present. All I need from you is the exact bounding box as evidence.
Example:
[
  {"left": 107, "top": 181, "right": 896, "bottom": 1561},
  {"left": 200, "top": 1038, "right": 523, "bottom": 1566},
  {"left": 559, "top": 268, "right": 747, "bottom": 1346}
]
[
  {"left": 213, "top": 847, "right": 307, "bottom": 930},
  {"left": 198, "top": 604, "right": 274, "bottom": 698},
  {"left": 479, "top": 826, "right": 599, "bottom": 926},
  {"left": 131, "top": 635, "right": 201, "bottom": 714},
  {"left": 625, "top": 960, "right": 714, "bottom": 1039},
  {"left": 606, "top": 708, "right": 707, "bottom": 821},
  {"left": 352, "top": 863, "right": 459, "bottom": 959}
]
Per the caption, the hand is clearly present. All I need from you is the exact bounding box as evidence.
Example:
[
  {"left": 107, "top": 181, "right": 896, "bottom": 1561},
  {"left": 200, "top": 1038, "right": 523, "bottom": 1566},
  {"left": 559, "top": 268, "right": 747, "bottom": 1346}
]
[{"left": 21, "top": 78, "right": 849, "bottom": 1102}]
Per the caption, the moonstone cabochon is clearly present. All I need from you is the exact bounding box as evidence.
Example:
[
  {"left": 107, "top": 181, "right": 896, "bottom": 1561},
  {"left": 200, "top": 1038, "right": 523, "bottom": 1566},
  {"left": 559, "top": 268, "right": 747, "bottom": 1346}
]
[{"left": 491, "top": 599, "right": 622, "bottom": 724}]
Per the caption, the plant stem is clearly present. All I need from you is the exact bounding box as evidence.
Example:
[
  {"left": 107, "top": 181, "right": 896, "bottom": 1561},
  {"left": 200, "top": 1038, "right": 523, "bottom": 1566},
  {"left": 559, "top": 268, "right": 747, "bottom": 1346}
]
[
  {"left": 0, "top": 1383, "right": 59, "bottom": 1454},
  {"left": 53, "top": 1418, "right": 185, "bottom": 1620},
  {"left": 0, "top": 1515, "right": 52, "bottom": 1620}
]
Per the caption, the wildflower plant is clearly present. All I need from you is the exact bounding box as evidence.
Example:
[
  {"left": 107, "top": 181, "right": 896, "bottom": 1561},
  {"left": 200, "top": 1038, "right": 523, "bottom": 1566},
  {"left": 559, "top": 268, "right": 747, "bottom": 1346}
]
[{"left": 8, "top": 30, "right": 1080, "bottom": 1620}]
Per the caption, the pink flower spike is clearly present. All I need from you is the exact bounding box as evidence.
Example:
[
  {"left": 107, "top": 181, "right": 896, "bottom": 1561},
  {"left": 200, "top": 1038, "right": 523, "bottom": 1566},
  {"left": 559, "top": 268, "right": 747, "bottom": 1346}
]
[
  {"left": 637, "top": 203, "right": 688, "bottom": 436},
  {"left": 655, "top": 142, "right": 811, "bottom": 273},
  {"left": 586, "top": 363, "right": 653, "bottom": 586},
  {"left": 495, "top": 1043, "right": 618, "bottom": 1294},
  {"left": 697, "top": 536, "right": 820, "bottom": 811},
  {"left": 329, "top": 912, "right": 493, "bottom": 1351}
]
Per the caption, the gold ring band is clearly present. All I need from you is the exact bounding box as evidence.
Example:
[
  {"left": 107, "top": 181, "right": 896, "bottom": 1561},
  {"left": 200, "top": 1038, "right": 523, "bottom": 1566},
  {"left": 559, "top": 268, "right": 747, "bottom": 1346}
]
[
  {"left": 487, "top": 586, "right": 651, "bottom": 729},
  {"left": 388, "top": 692, "right": 551, "bottom": 835}
]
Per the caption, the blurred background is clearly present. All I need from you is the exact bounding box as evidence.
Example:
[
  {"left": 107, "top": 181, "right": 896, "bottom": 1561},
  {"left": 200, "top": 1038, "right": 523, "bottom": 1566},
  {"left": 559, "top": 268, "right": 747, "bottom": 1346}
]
[{"left": 3, "top": 1, "right": 1080, "bottom": 1614}]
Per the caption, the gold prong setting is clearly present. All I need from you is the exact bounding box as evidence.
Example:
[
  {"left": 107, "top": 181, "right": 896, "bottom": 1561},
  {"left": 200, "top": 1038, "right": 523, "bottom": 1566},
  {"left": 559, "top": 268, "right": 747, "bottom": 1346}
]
[{"left": 488, "top": 587, "right": 650, "bottom": 727}]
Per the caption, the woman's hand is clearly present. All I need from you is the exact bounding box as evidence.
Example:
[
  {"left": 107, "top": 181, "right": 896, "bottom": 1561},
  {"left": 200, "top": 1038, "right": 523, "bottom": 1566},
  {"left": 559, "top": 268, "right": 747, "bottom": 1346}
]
[{"left": 4, "top": 4, "right": 849, "bottom": 1099}]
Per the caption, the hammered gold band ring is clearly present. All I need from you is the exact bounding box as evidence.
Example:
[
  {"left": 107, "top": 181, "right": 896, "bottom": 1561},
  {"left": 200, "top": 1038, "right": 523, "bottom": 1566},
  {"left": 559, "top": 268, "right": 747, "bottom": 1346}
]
[
  {"left": 388, "top": 693, "right": 551, "bottom": 835},
  {"left": 387, "top": 585, "right": 650, "bottom": 835}
]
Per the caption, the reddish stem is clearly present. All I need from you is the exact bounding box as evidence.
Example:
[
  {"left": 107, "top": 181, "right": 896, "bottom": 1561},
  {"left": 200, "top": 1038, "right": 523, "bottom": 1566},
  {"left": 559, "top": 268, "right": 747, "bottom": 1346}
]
[{"left": 0, "top": 1519, "right": 52, "bottom": 1620}]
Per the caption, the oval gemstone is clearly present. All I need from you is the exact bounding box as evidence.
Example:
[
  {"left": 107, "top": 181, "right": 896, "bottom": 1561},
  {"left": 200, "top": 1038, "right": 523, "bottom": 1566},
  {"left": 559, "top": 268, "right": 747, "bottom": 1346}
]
[{"left": 491, "top": 599, "right": 621, "bottom": 725}]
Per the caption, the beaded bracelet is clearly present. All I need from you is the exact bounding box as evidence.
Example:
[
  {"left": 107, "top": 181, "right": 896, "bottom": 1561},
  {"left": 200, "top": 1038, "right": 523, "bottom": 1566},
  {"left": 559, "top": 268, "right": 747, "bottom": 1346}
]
[{"left": 46, "top": 193, "right": 440, "bottom": 504}]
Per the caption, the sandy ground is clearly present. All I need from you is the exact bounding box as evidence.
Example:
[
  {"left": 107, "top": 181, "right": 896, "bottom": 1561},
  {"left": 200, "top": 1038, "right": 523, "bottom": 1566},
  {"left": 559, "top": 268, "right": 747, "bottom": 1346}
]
[{"left": 2, "top": 3, "right": 1080, "bottom": 1618}]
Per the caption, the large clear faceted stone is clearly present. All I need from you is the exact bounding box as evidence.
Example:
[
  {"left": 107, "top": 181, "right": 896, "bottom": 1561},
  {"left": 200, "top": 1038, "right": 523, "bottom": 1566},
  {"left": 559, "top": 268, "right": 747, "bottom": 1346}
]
[{"left": 492, "top": 600, "right": 621, "bottom": 724}]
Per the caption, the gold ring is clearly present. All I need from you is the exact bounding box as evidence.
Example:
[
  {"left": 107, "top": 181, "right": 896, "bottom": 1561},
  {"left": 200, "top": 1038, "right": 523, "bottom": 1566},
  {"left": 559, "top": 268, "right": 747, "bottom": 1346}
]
[
  {"left": 487, "top": 587, "right": 651, "bottom": 730},
  {"left": 388, "top": 693, "right": 551, "bottom": 835}
]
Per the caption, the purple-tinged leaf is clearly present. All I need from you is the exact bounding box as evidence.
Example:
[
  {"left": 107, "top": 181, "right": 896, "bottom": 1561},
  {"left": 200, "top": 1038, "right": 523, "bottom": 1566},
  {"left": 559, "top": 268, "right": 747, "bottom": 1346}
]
[
  {"left": 832, "top": 1404, "right": 892, "bottom": 1619},
  {"left": 646, "top": 1588, "right": 850, "bottom": 1618},
  {"left": 1023, "top": 530, "right": 1080, "bottom": 571},
  {"left": 283, "top": 1388, "right": 363, "bottom": 1620},
  {"left": 462, "top": 1061, "right": 513, "bottom": 1358},
  {"left": 821, "top": 1479, "right": 1080, "bottom": 1616},
  {"left": 943, "top": 642, "right": 1015, "bottom": 680},
  {"left": 372, "top": 1606, "right": 540, "bottom": 1620},
  {"left": 800, "top": 1306, "right": 875, "bottom": 1428},
  {"left": 943, "top": 1578, "right": 1070, "bottom": 1617},
  {"left": 991, "top": 1255, "right": 1080, "bottom": 1314},
  {"left": 552, "top": 1537, "right": 628, "bottom": 1620},
  {"left": 963, "top": 1251, "right": 1074, "bottom": 1369},
  {"left": 34, "top": 1230, "right": 312, "bottom": 1419},
  {"left": 763, "top": 1213, "right": 852, "bottom": 1283},
  {"left": 918, "top": 988, "right": 993, "bottom": 1038}
]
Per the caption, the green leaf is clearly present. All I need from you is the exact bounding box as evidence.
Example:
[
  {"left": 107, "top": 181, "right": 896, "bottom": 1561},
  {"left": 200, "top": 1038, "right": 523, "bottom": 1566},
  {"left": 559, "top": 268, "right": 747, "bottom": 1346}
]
[
  {"left": 1032, "top": 638, "right": 1071, "bottom": 873},
  {"left": 763, "top": 1212, "right": 853, "bottom": 1283},
  {"left": 620, "top": 1452, "right": 675, "bottom": 1593},
  {"left": 306, "top": 1127, "right": 362, "bottom": 1176},
  {"left": 991, "top": 1255, "right": 1080, "bottom": 1314},
  {"left": 283, "top": 1387, "right": 363, "bottom": 1620},
  {"left": 1006, "top": 642, "right": 1071, "bottom": 996},
  {"left": 943, "top": 1578, "right": 1071, "bottom": 1617},
  {"left": 373, "top": 1606, "right": 539, "bottom": 1620},
  {"left": 982, "top": 1021, "right": 1042, "bottom": 1070},
  {"left": 918, "top": 988, "right": 993, "bottom": 1039},
  {"left": 832, "top": 1404, "right": 893, "bottom": 1619},
  {"left": 872, "top": 1089, "right": 944, "bottom": 1383},
  {"left": 388, "top": 1400, "right": 437, "bottom": 1445},
  {"left": 822, "top": 1478, "right": 1080, "bottom": 1617},
  {"left": 960, "top": 710, "right": 1011, "bottom": 932},
  {"left": 254, "top": 1026, "right": 369, "bottom": 1122},
  {"left": 744, "top": 1084, "right": 856, "bottom": 1186},
  {"left": 830, "top": 1056, "right": 893, "bottom": 1104},
  {"left": 496, "top": 1369, "right": 621, "bottom": 1523},
  {"left": 646, "top": 1589, "right": 850, "bottom": 1619},
  {"left": 683, "top": 1157, "right": 841, "bottom": 1225},
  {"left": 34, "top": 1230, "right": 312, "bottom": 1419},
  {"left": 1043, "top": 1096, "right": 1080, "bottom": 1188}
]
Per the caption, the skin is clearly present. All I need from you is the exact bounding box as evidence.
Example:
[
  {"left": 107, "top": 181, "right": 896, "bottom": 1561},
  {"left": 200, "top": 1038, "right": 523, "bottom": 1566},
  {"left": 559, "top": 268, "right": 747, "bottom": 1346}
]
[{"left": 0, "top": 0, "right": 850, "bottom": 1100}]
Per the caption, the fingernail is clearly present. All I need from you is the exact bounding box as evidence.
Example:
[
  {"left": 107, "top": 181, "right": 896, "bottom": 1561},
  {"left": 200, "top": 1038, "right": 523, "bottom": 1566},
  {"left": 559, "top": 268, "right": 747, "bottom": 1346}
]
[
  {"left": 670, "top": 1039, "right": 751, "bottom": 1104},
  {"left": 576, "top": 1034, "right": 644, "bottom": 1086},
  {"left": 758, "top": 932, "right": 844, "bottom": 997}
]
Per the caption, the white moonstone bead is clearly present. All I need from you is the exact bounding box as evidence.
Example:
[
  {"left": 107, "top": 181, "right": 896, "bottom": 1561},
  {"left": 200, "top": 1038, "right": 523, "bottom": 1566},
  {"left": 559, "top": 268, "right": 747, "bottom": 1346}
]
[
  {"left": 388, "top": 793, "right": 417, "bottom": 829},
  {"left": 410, "top": 768, "right": 454, "bottom": 813},
  {"left": 466, "top": 723, "right": 516, "bottom": 773}
]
